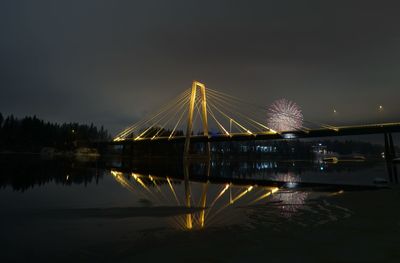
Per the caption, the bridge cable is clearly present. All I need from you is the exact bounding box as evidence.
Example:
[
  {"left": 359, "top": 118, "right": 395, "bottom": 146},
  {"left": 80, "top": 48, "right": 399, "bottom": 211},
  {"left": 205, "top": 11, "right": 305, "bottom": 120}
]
[
  {"left": 134, "top": 93, "right": 191, "bottom": 140},
  {"left": 115, "top": 89, "right": 190, "bottom": 140},
  {"left": 129, "top": 90, "right": 190, "bottom": 140},
  {"left": 208, "top": 101, "right": 252, "bottom": 134},
  {"left": 207, "top": 105, "right": 230, "bottom": 136},
  {"left": 206, "top": 92, "right": 276, "bottom": 133},
  {"left": 207, "top": 88, "right": 336, "bottom": 132},
  {"left": 116, "top": 89, "right": 189, "bottom": 139},
  {"left": 150, "top": 95, "right": 190, "bottom": 139}
]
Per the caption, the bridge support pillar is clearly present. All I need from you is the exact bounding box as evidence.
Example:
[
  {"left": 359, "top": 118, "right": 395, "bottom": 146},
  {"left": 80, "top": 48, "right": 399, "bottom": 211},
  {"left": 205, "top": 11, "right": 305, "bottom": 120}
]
[
  {"left": 384, "top": 133, "right": 397, "bottom": 160},
  {"left": 184, "top": 81, "right": 210, "bottom": 159},
  {"left": 384, "top": 132, "right": 398, "bottom": 183},
  {"left": 388, "top": 133, "right": 396, "bottom": 159},
  {"left": 121, "top": 142, "right": 131, "bottom": 157}
]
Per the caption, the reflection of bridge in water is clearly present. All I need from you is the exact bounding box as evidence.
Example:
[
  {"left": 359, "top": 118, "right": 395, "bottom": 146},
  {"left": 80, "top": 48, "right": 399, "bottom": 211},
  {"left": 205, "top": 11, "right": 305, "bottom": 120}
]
[
  {"left": 111, "top": 168, "right": 278, "bottom": 230},
  {"left": 1, "top": 156, "right": 397, "bottom": 230},
  {"left": 109, "top": 158, "right": 396, "bottom": 230}
]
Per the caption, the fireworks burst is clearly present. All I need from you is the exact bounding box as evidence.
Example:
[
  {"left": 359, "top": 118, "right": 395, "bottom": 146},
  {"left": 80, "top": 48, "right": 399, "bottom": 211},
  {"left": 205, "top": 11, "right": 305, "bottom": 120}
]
[{"left": 267, "top": 98, "right": 303, "bottom": 132}]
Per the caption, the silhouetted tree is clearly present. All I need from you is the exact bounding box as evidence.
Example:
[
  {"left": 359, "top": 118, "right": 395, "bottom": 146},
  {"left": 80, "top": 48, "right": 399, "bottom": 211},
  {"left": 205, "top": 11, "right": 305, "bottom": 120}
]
[{"left": 0, "top": 114, "right": 111, "bottom": 152}]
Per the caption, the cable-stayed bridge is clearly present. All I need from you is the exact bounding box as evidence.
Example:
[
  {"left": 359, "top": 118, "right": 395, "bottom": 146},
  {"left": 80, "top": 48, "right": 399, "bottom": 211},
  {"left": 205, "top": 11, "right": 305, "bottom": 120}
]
[
  {"left": 112, "top": 81, "right": 399, "bottom": 160},
  {"left": 107, "top": 81, "right": 400, "bottom": 230}
]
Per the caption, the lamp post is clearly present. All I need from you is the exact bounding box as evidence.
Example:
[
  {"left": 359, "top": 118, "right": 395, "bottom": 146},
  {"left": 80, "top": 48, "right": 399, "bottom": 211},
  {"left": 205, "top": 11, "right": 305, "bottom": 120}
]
[{"left": 378, "top": 105, "right": 384, "bottom": 123}]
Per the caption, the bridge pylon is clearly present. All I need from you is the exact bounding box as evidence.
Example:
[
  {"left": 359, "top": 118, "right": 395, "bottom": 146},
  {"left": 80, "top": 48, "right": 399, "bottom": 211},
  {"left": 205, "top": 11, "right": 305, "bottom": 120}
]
[{"left": 184, "top": 81, "right": 210, "bottom": 158}]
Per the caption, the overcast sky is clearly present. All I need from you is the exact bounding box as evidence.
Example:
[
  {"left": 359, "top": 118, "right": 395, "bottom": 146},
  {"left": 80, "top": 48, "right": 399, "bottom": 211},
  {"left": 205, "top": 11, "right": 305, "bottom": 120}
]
[{"left": 1, "top": 0, "right": 400, "bottom": 134}]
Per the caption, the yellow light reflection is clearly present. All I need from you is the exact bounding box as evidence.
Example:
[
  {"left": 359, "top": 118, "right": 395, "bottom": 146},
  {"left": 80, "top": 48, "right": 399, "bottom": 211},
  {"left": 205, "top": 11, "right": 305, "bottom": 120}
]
[
  {"left": 210, "top": 184, "right": 229, "bottom": 208},
  {"left": 111, "top": 170, "right": 136, "bottom": 193},
  {"left": 330, "top": 189, "right": 344, "bottom": 196},
  {"left": 250, "top": 187, "right": 279, "bottom": 204},
  {"left": 132, "top": 173, "right": 151, "bottom": 192},
  {"left": 198, "top": 182, "right": 209, "bottom": 228},
  {"left": 231, "top": 186, "right": 253, "bottom": 204},
  {"left": 166, "top": 177, "right": 181, "bottom": 205}
]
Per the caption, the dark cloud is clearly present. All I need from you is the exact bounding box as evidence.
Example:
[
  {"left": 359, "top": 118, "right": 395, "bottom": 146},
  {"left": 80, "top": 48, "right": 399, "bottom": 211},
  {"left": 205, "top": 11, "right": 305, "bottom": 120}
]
[{"left": 1, "top": 0, "right": 400, "bottom": 134}]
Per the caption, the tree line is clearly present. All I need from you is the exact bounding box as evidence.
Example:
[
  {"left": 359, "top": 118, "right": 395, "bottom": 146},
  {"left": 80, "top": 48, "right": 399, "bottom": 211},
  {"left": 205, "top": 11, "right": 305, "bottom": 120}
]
[{"left": 0, "top": 113, "right": 110, "bottom": 152}]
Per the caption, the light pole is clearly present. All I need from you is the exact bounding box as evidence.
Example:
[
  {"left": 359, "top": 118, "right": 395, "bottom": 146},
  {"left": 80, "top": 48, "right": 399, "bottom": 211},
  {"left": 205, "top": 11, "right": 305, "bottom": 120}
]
[
  {"left": 332, "top": 108, "right": 338, "bottom": 125},
  {"left": 378, "top": 105, "right": 384, "bottom": 123}
]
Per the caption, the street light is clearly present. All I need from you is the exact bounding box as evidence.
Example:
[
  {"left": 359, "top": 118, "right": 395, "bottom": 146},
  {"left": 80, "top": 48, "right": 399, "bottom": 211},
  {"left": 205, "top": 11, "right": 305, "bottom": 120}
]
[{"left": 378, "top": 105, "right": 384, "bottom": 123}]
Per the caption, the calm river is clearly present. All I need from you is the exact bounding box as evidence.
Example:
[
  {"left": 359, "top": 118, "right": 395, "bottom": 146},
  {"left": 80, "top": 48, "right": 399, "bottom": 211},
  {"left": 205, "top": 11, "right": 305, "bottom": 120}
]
[{"left": 0, "top": 155, "right": 399, "bottom": 262}]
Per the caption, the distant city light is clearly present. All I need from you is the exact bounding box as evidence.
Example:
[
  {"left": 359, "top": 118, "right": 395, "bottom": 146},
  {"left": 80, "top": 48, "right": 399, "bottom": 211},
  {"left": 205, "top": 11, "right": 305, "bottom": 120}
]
[
  {"left": 267, "top": 98, "right": 303, "bottom": 132},
  {"left": 286, "top": 182, "right": 298, "bottom": 188},
  {"left": 272, "top": 173, "right": 300, "bottom": 186},
  {"left": 282, "top": 133, "right": 297, "bottom": 139}
]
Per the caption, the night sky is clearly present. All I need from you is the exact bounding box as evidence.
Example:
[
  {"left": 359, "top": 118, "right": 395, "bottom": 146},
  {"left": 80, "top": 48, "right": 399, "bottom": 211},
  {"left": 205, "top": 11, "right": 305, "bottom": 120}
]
[{"left": 1, "top": 0, "right": 400, "bottom": 134}]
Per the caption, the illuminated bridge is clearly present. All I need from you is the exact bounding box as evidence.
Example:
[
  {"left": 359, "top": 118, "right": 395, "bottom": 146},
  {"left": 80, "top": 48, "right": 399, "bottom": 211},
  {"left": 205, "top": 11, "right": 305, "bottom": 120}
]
[{"left": 112, "top": 81, "right": 399, "bottom": 160}]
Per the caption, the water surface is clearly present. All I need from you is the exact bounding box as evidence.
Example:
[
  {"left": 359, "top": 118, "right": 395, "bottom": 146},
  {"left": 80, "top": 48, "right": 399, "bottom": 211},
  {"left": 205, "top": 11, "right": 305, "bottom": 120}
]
[{"left": 0, "top": 155, "right": 399, "bottom": 262}]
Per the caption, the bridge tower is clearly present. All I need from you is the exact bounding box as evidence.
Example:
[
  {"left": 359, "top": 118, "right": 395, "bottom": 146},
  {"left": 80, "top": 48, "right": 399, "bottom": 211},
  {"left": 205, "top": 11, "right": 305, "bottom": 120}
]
[{"left": 184, "top": 81, "right": 210, "bottom": 158}]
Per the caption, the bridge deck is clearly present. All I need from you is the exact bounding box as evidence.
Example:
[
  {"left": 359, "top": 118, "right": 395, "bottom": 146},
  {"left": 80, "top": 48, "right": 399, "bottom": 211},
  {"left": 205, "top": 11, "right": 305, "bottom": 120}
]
[{"left": 112, "top": 122, "right": 400, "bottom": 145}]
